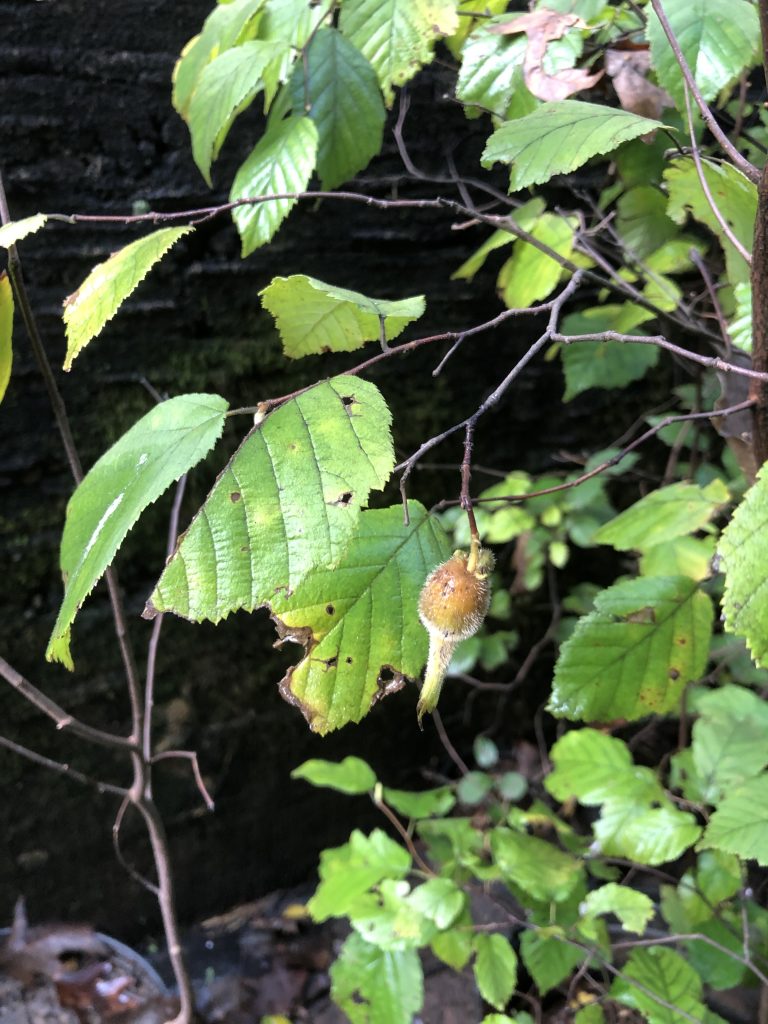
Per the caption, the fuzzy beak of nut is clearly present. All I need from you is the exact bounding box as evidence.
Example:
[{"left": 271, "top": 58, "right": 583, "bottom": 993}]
[{"left": 416, "top": 547, "right": 494, "bottom": 724}]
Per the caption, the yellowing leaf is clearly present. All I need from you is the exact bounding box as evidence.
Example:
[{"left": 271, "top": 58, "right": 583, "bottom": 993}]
[
  {"left": 0, "top": 214, "right": 47, "bottom": 249},
  {"left": 0, "top": 273, "right": 12, "bottom": 404},
  {"left": 62, "top": 227, "right": 193, "bottom": 370}
]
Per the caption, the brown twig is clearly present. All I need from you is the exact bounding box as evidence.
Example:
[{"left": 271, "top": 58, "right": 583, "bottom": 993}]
[{"left": 0, "top": 735, "right": 128, "bottom": 798}]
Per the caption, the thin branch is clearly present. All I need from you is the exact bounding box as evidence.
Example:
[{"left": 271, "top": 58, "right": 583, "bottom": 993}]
[
  {"left": 372, "top": 790, "right": 435, "bottom": 876},
  {"left": 431, "top": 709, "right": 469, "bottom": 776},
  {"left": 648, "top": 0, "right": 759, "bottom": 183},
  {"left": 0, "top": 735, "right": 128, "bottom": 798},
  {"left": 112, "top": 797, "right": 160, "bottom": 897},
  {"left": 0, "top": 656, "right": 135, "bottom": 751},
  {"left": 682, "top": 83, "right": 752, "bottom": 267},
  {"left": 152, "top": 750, "right": 215, "bottom": 812}
]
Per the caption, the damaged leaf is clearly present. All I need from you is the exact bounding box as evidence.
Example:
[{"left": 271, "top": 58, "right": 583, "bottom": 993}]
[
  {"left": 272, "top": 501, "right": 451, "bottom": 733},
  {"left": 605, "top": 48, "right": 672, "bottom": 120},
  {"left": 147, "top": 377, "right": 394, "bottom": 625},
  {"left": 490, "top": 10, "right": 602, "bottom": 101}
]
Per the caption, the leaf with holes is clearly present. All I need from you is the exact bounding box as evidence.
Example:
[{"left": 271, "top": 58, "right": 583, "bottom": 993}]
[
  {"left": 47, "top": 394, "right": 229, "bottom": 669},
  {"left": 339, "top": 0, "right": 458, "bottom": 106},
  {"left": 718, "top": 463, "right": 768, "bottom": 667},
  {"left": 647, "top": 0, "right": 759, "bottom": 110},
  {"left": 0, "top": 214, "right": 47, "bottom": 249},
  {"left": 548, "top": 575, "right": 713, "bottom": 722},
  {"left": 260, "top": 275, "right": 425, "bottom": 358},
  {"left": 271, "top": 501, "right": 451, "bottom": 733},
  {"left": 482, "top": 100, "right": 663, "bottom": 192},
  {"left": 62, "top": 227, "right": 192, "bottom": 370},
  {"left": 288, "top": 28, "right": 385, "bottom": 190},
  {"left": 0, "top": 273, "right": 12, "bottom": 404},
  {"left": 189, "top": 40, "right": 281, "bottom": 185},
  {"left": 230, "top": 115, "right": 318, "bottom": 255},
  {"left": 146, "top": 376, "right": 395, "bottom": 630},
  {"left": 172, "top": 0, "right": 267, "bottom": 118},
  {"left": 331, "top": 933, "right": 423, "bottom": 1024}
]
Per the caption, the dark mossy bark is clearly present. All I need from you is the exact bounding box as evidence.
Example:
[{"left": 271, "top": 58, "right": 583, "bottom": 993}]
[{"left": 0, "top": 0, "right": 639, "bottom": 937}]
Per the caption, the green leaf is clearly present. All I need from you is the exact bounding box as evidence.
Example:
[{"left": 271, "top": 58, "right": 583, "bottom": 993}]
[
  {"left": 610, "top": 946, "right": 707, "bottom": 1024},
  {"left": 288, "top": 28, "right": 385, "bottom": 190},
  {"left": 559, "top": 303, "right": 657, "bottom": 400},
  {"left": 580, "top": 884, "right": 654, "bottom": 935},
  {"left": 309, "top": 828, "right": 411, "bottom": 921},
  {"left": 639, "top": 536, "right": 716, "bottom": 582},
  {"left": 382, "top": 786, "right": 456, "bottom": 819},
  {"left": 147, "top": 376, "right": 394, "bottom": 624},
  {"left": 665, "top": 158, "right": 755, "bottom": 287},
  {"left": 331, "top": 933, "right": 423, "bottom": 1024},
  {"left": 350, "top": 878, "right": 443, "bottom": 951},
  {"left": 647, "top": 0, "right": 760, "bottom": 110},
  {"left": 260, "top": 275, "right": 425, "bottom": 358},
  {"left": 432, "top": 924, "right": 474, "bottom": 971},
  {"left": 409, "top": 877, "right": 466, "bottom": 930},
  {"left": 546, "top": 728, "right": 653, "bottom": 804},
  {"left": 690, "top": 686, "right": 768, "bottom": 802},
  {"left": 230, "top": 115, "right": 318, "bottom": 255},
  {"left": 497, "top": 213, "right": 575, "bottom": 308},
  {"left": 258, "top": 0, "right": 317, "bottom": 108},
  {"left": 574, "top": 1007, "right": 605, "bottom": 1024},
  {"left": 604, "top": 804, "right": 701, "bottom": 866},
  {"left": 452, "top": 198, "right": 545, "bottom": 281},
  {"left": 700, "top": 774, "right": 768, "bottom": 865},
  {"left": 62, "top": 227, "right": 192, "bottom": 370},
  {"left": 0, "top": 273, "right": 12, "bottom": 404},
  {"left": 271, "top": 502, "right": 451, "bottom": 733},
  {"left": 339, "top": 0, "right": 459, "bottom": 106},
  {"left": 0, "top": 213, "right": 47, "bottom": 249},
  {"left": 189, "top": 41, "right": 278, "bottom": 185},
  {"left": 616, "top": 186, "right": 677, "bottom": 259},
  {"left": 482, "top": 101, "right": 663, "bottom": 193},
  {"left": 172, "top": 0, "right": 267, "bottom": 119},
  {"left": 596, "top": 480, "right": 728, "bottom": 552},
  {"left": 730, "top": 280, "right": 752, "bottom": 352},
  {"left": 474, "top": 933, "right": 518, "bottom": 1012},
  {"left": 719, "top": 463, "right": 768, "bottom": 666},
  {"left": 47, "top": 394, "right": 229, "bottom": 669},
  {"left": 520, "top": 929, "right": 584, "bottom": 995},
  {"left": 291, "top": 756, "right": 377, "bottom": 794},
  {"left": 474, "top": 736, "right": 499, "bottom": 768},
  {"left": 549, "top": 576, "right": 713, "bottom": 722},
  {"left": 456, "top": 17, "right": 527, "bottom": 118},
  {"left": 496, "top": 772, "right": 528, "bottom": 802},
  {"left": 457, "top": 771, "right": 494, "bottom": 806},
  {"left": 491, "top": 827, "right": 584, "bottom": 903}
]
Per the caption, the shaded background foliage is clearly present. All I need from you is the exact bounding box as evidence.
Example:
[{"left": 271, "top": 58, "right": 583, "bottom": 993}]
[{"left": 0, "top": 0, "right": 646, "bottom": 935}]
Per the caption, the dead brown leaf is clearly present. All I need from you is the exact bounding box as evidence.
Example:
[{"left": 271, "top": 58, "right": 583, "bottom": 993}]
[
  {"left": 489, "top": 9, "right": 602, "bottom": 102},
  {"left": 605, "top": 47, "right": 672, "bottom": 120}
]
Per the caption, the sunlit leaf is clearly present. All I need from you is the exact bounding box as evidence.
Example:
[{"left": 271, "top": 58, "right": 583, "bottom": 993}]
[
  {"left": 719, "top": 463, "right": 768, "bottom": 666},
  {"left": 271, "top": 502, "right": 451, "bottom": 733},
  {"left": 47, "top": 394, "right": 229, "bottom": 668},
  {"left": 580, "top": 884, "right": 654, "bottom": 935},
  {"left": 647, "top": 0, "right": 760, "bottom": 110},
  {"left": 497, "top": 213, "right": 575, "bottom": 308},
  {"left": 548, "top": 576, "right": 713, "bottom": 722},
  {"left": 491, "top": 827, "right": 584, "bottom": 902},
  {"left": 700, "top": 774, "right": 768, "bottom": 865},
  {"left": 172, "top": 0, "right": 267, "bottom": 118},
  {"left": 596, "top": 479, "right": 729, "bottom": 552},
  {"left": 331, "top": 933, "right": 423, "bottom": 1024},
  {"left": 260, "top": 274, "right": 425, "bottom": 358},
  {"left": 0, "top": 273, "right": 12, "bottom": 404},
  {"left": 291, "top": 756, "right": 377, "bottom": 794},
  {"left": 147, "top": 376, "right": 394, "bottom": 625},
  {"left": 288, "top": 28, "right": 385, "bottom": 190},
  {"left": 382, "top": 786, "right": 456, "bottom": 819},
  {"left": 189, "top": 41, "right": 278, "bottom": 185},
  {"left": 482, "top": 101, "right": 663, "bottom": 192},
  {"left": 230, "top": 115, "right": 318, "bottom": 255},
  {"left": 309, "top": 828, "right": 411, "bottom": 921},
  {"left": 339, "top": 0, "right": 459, "bottom": 105},
  {"left": 0, "top": 214, "right": 47, "bottom": 249},
  {"left": 473, "top": 933, "right": 518, "bottom": 1012},
  {"left": 62, "top": 227, "right": 192, "bottom": 370}
]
